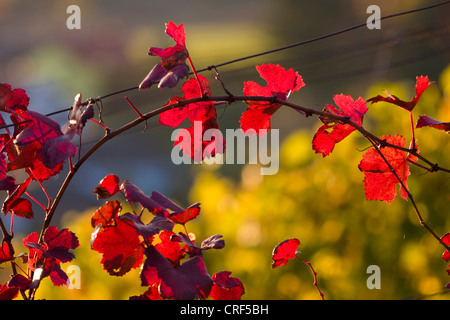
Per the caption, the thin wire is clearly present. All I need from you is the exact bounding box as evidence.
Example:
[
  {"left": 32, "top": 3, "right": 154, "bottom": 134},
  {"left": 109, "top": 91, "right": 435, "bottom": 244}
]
[{"left": 201, "top": 0, "right": 450, "bottom": 71}]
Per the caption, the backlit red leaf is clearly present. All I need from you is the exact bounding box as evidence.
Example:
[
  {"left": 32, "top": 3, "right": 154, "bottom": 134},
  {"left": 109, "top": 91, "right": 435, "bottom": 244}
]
[
  {"left": 91, "top": 200, "right": 122, "bottom": 228},
  {"left": 358, "top": 135, "right": 413, "bottom": 204},
  {"left": 93, "top": 174, "right": 121, "bottom": 199},
  {"left": 155, "top": 230, "right": 187, "bottom": 267},
  {"left": 367, "top": 75, "right": 431, "bottom": 111},
  {"left": 240, "top": 64, "right": 305, "bottom": 136},
  {"left": 168, "top": 202, "right": 200, "bottom": 225},
  {"left": 209, "top": 271, "right": 245, "bottom": 300},
  {"left": 312, "top": 94, "right": 368, "bottom": 157},
  {"left": 159, "top": 76, "right": 215, "bottom": 128},
  {"left": 91, "top": 217, "right": 144, "bottom": 276},
  {"left": 0, "top": 83, "right": 29, "bottom": 112},
  {"left": 272, "top": 238, "right": 300, "bottom": 268},
  {"left": 165, "top": 21, "right": 186, "bottom": 48},
  {"left": 0, "top": 242, "right": 14, "bottom": 264}
]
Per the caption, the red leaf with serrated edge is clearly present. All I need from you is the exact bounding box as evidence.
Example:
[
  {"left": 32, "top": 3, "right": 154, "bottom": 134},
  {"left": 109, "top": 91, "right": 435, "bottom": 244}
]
[
  {"left": 139, "top": 21, "right": 189, "bottom": 90},
  {"left": 14, "top": 110, "right": 62, "bottom": 146},
  {"left": 41, "top": 135, "right": 77, "bottom": 170},
  {"left": 442, "top": 233, "right": 450, "bottom": 262},
  {"left": 159, "top": 76, "right": 214, "bottom": 128},
  {"left": 0, "top": 83, "right": 29, "bottom": 112},
  {"left": 121, "top": 212, "right": 174, "bottom": 240},
  {"left": 165, "top": 21, "right": 186, "bottom": 48},
  {"left": 9, "top": 198, "right": 33, "bottom": 219},
  {"left": 272, "top": 238, "right": 300, "bottom": 268},
  {"left": 91, "top": 200, "right": 122, "bottom": 228},
  {"left": 3, "top": 176, "right": 32, "bottom": 217},
  {"left": 155, "top": 230, "right": 187, "bottom": 267},
  {"left": 0, "top": 242, "right": 14, "bottom": 264},
  {"left": 23, "top": 227, "right": 78, "bottom": 286},
  {"left": 358, "top": 135, "right": 414, "bottom": 204},
  {"left": 91, "top": 217, "right": 144, "bottom": 276},
  {"left": 209, "top": 271, "right": 245, "bottom": 300},
  {"left": 240, "top": 64, "right": 305, "bottom": 136},
  {"left": 44, "top": 226, "right": 80, "bottom": 257},
  {"left": 168, "top": 203, "right": 200, "bottom": 225},
  {"left": 93, "top": 174, "right": 121, "bottom": 199},
  {"left": 313, "top": 94, "right": 368, "bottom": 157},
  {"left": 159, "top": 75, "right": 223, "bottom": 161},
  {"left": 416, "top": 115, "right": 450, "bottom": 133},
  {"left": 140, "top": 246, "right": 213, "bottom": 300},
  {"left": 367, "top": 75, "right": 431, "bottom": 111}
]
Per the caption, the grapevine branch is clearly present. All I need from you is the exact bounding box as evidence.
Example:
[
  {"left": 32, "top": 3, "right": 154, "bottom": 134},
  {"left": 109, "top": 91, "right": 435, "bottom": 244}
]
[{"left": 34, "top": 92, "right": 450, "bottom": 254}]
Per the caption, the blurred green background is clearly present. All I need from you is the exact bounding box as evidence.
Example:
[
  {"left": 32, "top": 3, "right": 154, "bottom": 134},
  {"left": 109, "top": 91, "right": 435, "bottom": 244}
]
[{"left": 1, "top": 0, "right": 449, "bottom": 299}]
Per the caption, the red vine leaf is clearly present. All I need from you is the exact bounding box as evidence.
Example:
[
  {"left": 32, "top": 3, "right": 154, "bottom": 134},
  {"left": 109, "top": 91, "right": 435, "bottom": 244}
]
[
  {"left": 165, "top": 21, "right": 186, "bottom": 48},
  {"left": 358, "top": 135, "right": 414, "bottom": 204},
  {"left": 155, "top": 230, "right": 187, "bottom": 267},
  {"left": 416, "top": 115, "right": 450, "bottom": 133},
  {"left": 442, "top": 233, "right": 450, "bottom": 262},
  {"left": 139, "top": 21, "right": 189, "bottom": 90},
  {"left": 140, "top": 246, "right": 213, "bottom": 300},
  {"left": 240, "top": 64, "right": 305, "bottom": 136},
  {"left": 8, "top": 198, "right": 33, "bottom": 219},
  {"left": 272, "top": 238, "right": 300, "bottom": 268},
  {"left": 2, "top": 176, "right": 33, "bottom": 218},
  {"left": 168, "top": 202, "right": 201, "bottom": 225},
  {"left": 159, "top": 76, "right": 222, "bottom": 162},
  {"left": 312, "top": 94, "right": 368, "bottom": 157},
  {"left": 91, "top": 217, "right": 144, "bottom": 276},
  {"left": 209, "top": 271, "right": 245, "bottom": 300},
  {"left": 23, "top": 226, "right": 79, "bottom": 286},
  {"left": 0, "top": 242, "right": 14, "bottom": 264},
  {"left": 367, "top": 75, "right": 431, "bottom": 111},
  {"left": 91, "top": 200, "right": 122, "bottom": 228},
  {"left": 0, "top": 83, "right": 29, "bottom": 112},
  {"left": 93, "top": 174, "right": 121, "bottom": 199}
]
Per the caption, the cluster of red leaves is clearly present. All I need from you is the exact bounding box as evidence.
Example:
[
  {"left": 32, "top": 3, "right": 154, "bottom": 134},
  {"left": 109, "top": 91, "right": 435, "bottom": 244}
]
[
  {"left": 0, "top": 87, "right": 92, "bottom": 219},
  {"left": 441, "top": 233, "right": 450, "bottom": 288},
  {"left": 0, "top": 86, "right": 91, "bottom": 299},
  {"left": 91, "top": 174, "right": 244, "bottom": 300},
  {"left": 139, "top": 21, "right": 222, "bottom": 162},
  {"left": 0, "top": 226, "right": 79, "bottom": 299}
]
